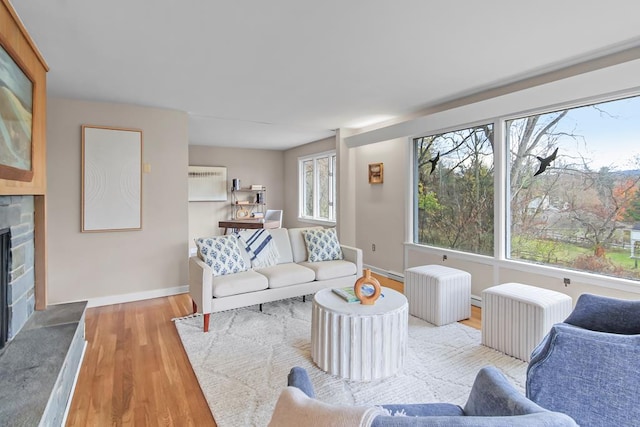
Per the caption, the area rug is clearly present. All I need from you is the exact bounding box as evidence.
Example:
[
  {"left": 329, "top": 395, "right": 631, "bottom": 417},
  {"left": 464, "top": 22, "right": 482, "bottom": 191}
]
[{"left": 174, "top": 298, "right": 527, "bottom": 427}]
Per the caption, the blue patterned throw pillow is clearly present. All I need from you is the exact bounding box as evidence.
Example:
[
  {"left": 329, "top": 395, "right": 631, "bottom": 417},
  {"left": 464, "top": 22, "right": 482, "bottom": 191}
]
[
  {"left": 303, "top": 228, "right": 343, "bottom": 262},
  {"left": 195, "top": 235, "right": 249, "bottom": 277}
]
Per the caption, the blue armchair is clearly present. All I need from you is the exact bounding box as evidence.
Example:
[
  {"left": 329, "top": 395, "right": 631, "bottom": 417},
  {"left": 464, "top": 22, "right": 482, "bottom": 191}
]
[
  {"left": 279, "top": 366, "right": 577, "bottom": 426},
  {"left": 527, "top": 293, "right": 640, "bottom": 427}
]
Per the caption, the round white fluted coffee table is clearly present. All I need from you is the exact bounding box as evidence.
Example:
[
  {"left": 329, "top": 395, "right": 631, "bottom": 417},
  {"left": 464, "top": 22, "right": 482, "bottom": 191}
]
[{"left": 311, "top": 287, "right": 408, "bottom": 381}]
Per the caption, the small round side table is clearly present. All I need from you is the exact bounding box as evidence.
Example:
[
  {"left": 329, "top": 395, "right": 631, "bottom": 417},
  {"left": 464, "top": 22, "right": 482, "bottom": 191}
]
[{"left": 311, "top": 287, "right": 408, "bottom": 381}]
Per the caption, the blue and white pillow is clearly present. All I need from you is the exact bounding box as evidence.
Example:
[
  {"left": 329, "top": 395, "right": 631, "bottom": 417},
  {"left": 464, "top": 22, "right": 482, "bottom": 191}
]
[
  {"left": 303, "top": 228, "right": 343, "bottom": 262},
  {"left": 195, "top": 235, "right": 249, "bottom": 277}
]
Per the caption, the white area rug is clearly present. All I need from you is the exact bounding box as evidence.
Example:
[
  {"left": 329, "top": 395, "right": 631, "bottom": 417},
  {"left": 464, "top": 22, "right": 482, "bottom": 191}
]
[{"left": 174, "top": 298, "right": 527, "bottom": 427}]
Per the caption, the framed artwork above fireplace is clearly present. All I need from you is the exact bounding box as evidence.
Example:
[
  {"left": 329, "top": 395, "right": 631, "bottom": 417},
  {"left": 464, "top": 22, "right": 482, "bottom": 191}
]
[{"left": 0, "top": 42, "right": 34, "bottom": 183}]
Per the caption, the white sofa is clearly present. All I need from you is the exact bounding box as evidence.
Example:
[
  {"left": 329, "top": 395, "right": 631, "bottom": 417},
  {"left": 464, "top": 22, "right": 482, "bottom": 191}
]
[{"left": 189, "top": 227, "right": 363, "bottom": 332}]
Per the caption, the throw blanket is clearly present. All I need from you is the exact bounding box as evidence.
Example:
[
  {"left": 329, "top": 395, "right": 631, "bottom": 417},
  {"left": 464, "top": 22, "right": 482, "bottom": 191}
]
[
  {"left": 268, "top": 387, "right": 383, "bottom": 427},
  {"left": 235, "top": 229, "right": 280, "bottom": 268}
]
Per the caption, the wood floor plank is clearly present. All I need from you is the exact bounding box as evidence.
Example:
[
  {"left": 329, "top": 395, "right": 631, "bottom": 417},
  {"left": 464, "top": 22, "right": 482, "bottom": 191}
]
[
  {"left": 67, "top": 278, "right": 481, "bottom": 426},
  {"left": 66, "top": 295, "right": 216, "bottom": 427}
]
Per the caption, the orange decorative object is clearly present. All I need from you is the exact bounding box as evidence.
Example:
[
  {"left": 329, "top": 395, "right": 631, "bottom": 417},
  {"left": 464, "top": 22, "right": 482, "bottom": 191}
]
[{"left": 354, "top": 269, "right": 382, "bottom": 305}]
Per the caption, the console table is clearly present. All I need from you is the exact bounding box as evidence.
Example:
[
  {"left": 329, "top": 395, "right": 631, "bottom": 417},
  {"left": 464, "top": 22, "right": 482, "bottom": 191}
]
[{"left": 311, "top": 287, "right": 408, "bottom": 381}]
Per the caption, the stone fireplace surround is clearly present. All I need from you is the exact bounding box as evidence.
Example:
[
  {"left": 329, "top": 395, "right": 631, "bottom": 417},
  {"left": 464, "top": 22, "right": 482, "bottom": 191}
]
[
  {"left": 0, "top": 195, "right": 87, "bottom": 425},
  {"left": 0, "top": 195, "right": 36, "bottom": 344}
]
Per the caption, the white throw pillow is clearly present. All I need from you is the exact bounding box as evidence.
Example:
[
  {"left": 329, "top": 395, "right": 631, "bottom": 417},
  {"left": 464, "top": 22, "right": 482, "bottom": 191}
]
[
  {"left": 303, "top": 228, "right": 343, "bottom": 262},
  {"left": 195, "top": 235, "right": 249, "bottom": 276},
  {"left": 268, "top": 387, "right": 382, "bottom": 427}
]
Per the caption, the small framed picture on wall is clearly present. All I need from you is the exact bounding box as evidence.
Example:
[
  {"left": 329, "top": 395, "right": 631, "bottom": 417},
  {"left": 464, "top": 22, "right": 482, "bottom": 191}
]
[{"left": 368, "top": 162, "right": 383, "bottom": 184}]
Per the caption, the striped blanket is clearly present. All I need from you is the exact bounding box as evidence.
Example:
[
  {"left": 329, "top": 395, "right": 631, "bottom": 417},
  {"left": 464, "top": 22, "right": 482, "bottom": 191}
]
[{"left": 235, "top": 229, "right": 280, "bottom": 268}]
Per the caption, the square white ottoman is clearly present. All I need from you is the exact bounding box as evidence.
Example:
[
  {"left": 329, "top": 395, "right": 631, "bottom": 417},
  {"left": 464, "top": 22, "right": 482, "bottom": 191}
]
[
  {"left": 481, "top": 283, "right": 572, "bottom": 362},
  {"left": 404, "top": 265, "right": 471, "bottom": 326}
]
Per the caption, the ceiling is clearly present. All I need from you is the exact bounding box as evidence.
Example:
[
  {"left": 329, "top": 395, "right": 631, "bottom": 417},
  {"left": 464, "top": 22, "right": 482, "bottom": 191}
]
[{"left": 12, "top": 1, "right": 640, "bottom": 150}]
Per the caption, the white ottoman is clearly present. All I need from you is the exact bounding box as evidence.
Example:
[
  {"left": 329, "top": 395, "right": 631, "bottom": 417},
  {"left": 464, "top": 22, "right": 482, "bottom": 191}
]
[
  {"left": 481, "top": 283, "right": 572, "bottom": 362},
  {"left": 404, "top": 265, "right": 471, "bottom": 326}
]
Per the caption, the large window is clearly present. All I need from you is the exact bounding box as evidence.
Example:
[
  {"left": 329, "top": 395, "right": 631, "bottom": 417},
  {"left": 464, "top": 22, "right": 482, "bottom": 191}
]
[
  {"left": 507, "top": 96, "right": 640, "bottom": 281},
  {"left": 412, "top": 94, "right": 640, "bottom": 283},
  {"left": 414, "top": 124, "right": 494, "bottom": 255},
  {"left": 299, "top": 151, "right": 336, "bottom": 223}
]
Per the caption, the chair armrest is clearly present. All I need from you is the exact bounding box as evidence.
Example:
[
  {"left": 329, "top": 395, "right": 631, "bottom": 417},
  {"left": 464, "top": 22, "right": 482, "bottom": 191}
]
[
  {"left": 287, "top": 367, "right": 316, "bottom": 398},
  {"left": 340, "top": 244, "right": 363, "bottom": 274},
  {"left": 526, "top": 323, "right": 640, "bottom": 426},
  {"left": 465, "top": 367, "right": 544, "bottom": 417},
  {"left": 189, "top": 256, "right": 213, "bottom": 314},
  {"left": 371, "top": 412, "right": 577, "bottom": 427}
]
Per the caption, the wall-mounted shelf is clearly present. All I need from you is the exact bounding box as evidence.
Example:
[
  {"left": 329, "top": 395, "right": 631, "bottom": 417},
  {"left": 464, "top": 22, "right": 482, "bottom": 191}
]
[{"left": 231, "top": 188, "right": 266, "bottom": 219}]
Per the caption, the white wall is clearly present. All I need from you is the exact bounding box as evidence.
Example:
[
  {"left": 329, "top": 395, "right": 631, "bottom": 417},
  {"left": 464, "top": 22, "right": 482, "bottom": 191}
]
[
  {"left": 188, "top": 145, "right": 285, "bottom": 249},
  {"left": 349, "top": 58, "right": 640, "bottom": 301},
  {"left": 355, "top": 138, "right": 408, "bottom": 275},
  {"left": 47, "top": 98, "right": 189, "bottom": 305}
]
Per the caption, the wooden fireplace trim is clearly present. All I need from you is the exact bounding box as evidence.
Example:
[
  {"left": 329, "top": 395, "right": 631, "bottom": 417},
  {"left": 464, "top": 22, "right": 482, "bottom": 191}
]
[{"left": 0, "top": 0, "right": 49, "bottom": 310}]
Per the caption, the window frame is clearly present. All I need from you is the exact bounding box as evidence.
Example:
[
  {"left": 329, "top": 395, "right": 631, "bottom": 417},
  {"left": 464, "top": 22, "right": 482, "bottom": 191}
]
[
  {"left": 298, "top": 150, "right": 337, "bottom": 225},
  {"left": 412, "top": 122, "right": 496, "bottom": 256},
  {"left": 409, "top": 89, "right": 640, "bottom": 291}
]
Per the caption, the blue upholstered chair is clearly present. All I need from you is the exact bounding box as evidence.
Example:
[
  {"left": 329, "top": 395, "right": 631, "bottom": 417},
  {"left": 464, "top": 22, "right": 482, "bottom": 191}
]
[
  {"left": 527, "top": 293, "right": 640, "bottom": 427},
  {"left": 283, "top": 366, "right": 577, "bottom": 426}
]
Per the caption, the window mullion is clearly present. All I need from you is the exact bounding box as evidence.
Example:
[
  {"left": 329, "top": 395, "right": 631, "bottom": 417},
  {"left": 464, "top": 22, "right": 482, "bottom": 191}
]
[{"left": 494, "top": 118, "right": 507, "bottom": 262}]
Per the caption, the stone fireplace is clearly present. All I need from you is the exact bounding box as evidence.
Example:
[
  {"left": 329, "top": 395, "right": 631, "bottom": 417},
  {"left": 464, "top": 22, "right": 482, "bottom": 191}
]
[
  {"left": 0, "top": 196, "right": 35, "bottom": 347},
  {"left": 0, "top": 198, "right": 87, "bottom": 426}
]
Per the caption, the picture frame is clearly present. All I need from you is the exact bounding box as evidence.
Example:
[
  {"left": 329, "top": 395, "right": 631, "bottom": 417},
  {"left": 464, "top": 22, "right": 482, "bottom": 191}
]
[
  {"left": 368, "top": 162, "right": 384, "bottom": 184},
  {"left": 0, "top": 43, "right": 34, "bottom": 182},
  {"left": 82, "top": 125, "right": 143, "bottom": 232},
  {"left": 188, "top": 166, "right": 228, "bottom": 201}
]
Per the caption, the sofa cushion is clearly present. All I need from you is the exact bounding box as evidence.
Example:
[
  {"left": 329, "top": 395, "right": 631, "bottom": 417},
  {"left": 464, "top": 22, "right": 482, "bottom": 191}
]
[
  {"left": 257, "top": 263, "right": 315, "bottom": 289},
  {"left": 269, "top": 228, "right": 294, "bottom": 264},
  {"left": 299, "top": 260, "right": 357, "bottom": 281},
  {"left": 288, "top": 227, "right": 322, "bottom": 263},
  {"left": 212, "top": 270, "right": 269, "bottom": 297},
  {"left": 195, "top": 235, "right": 249, "bottom": 277},
  {"left": 303, "top": 228, "right": 343, "bottom": 262}
]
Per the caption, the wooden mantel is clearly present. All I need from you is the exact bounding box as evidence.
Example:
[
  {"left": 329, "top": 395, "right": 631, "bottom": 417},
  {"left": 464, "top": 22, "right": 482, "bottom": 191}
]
[{"left": 0, "top": 0, "right": 49, "bottom": 309}]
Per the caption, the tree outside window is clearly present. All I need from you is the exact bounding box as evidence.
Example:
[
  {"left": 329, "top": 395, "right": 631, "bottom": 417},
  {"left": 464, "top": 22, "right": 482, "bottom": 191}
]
[
  {"left": 507, "top": 96, "right": 640, "bottom": 280},
  {"left": 414, "top": 124, "right": 494, "bottom": 256}
]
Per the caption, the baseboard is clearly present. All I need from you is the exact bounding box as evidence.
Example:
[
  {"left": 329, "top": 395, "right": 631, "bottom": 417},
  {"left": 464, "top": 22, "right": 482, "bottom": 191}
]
[
  {"left": 471, "top": 294, "right": 482, "bottom": 308},
  {"left": 86, "top": 285, "right": 189, "bottom": 308},
  {"left": 363, "top": 264, "right": 405, "bottom": 282}
]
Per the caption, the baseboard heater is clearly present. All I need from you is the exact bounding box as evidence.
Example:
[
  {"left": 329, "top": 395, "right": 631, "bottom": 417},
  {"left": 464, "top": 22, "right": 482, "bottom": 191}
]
[
  {"left": 471, "top": 294, "right": 482, "bottom": 308},
  {"left": 387, "top": 270, "right": 405, "bottom": 282}
]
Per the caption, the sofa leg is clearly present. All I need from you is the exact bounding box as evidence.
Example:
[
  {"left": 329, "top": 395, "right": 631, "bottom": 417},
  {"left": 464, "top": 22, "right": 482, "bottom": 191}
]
[
  {"left": 303, "top": 295, "right": 306, "bottom": 303},
  {"left": 203, "top": 313, "right": 210, "bottom": 333},
  {"left": 259, "top": 304, "right": 263, "bottom": 312},
  {"left": 192, "top": 299, "right": 197, "bottom": 314}
]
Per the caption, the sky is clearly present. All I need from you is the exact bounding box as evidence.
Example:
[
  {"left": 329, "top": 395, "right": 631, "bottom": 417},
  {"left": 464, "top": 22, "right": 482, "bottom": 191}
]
[{"left": 555, "top": 95, "right": 640, "bottom": 171}]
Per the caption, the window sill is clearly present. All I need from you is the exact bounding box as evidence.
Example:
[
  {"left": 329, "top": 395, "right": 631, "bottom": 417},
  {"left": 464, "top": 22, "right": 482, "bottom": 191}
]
[
  {"left": 404, "top": 242, "right": 640, "bottom": 295},
  {"left": 297, "top": 217, "right": 336, "bottom": 227}
]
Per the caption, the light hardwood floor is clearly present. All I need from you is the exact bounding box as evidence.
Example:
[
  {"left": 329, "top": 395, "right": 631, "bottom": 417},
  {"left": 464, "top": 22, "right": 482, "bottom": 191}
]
[
  {"left": 66, "top": 295, "right": 216, "bottom": 426},
  {"left": 66, "top": 275, "right": 481, "bottom": 426}
]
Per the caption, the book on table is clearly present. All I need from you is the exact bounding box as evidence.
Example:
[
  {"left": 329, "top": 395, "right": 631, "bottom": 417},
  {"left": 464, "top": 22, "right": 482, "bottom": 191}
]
[{"left": 332, "top": 286, "right": 360, "bottom": 303}]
